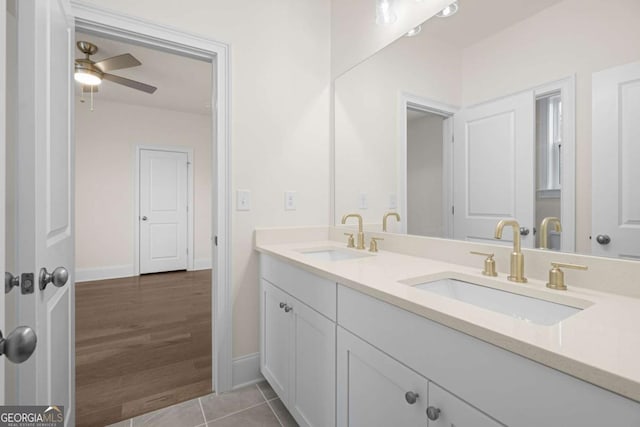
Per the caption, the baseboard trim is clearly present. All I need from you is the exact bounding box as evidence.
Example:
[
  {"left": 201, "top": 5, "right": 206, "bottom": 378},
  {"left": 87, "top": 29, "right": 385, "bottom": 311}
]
[
  {"left": 232, "top": 352, "right": 263, "bottom": 390},
  {"left": 75, "top": 264, "right": 135, "bottom": 283},
  {"left": 193, "top": 258, "right": 212, "bottom": 271}
]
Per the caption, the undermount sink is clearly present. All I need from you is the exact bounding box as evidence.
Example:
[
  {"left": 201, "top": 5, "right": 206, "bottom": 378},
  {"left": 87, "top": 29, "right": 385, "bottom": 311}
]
[
  {"left": 413, "top": 278, "right": 582, "bottom": 326},
  {"left": 298, "top": 248, "right": 373, "bottom": 262}
]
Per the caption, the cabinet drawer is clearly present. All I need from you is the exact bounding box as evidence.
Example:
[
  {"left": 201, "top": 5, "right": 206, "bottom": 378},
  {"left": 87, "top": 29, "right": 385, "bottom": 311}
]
[
  {"left": 261, "top": 255, "right": 337, "bottom": 320},
  {"left": 337, "top": 285, "right": 640, "bottom": 427}
]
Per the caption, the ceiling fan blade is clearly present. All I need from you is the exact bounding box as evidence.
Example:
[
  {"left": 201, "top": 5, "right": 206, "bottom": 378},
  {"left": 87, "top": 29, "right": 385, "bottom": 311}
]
[
  {"left": 103, "top": 73, "right": 157, "bottom": 94},
  {"left": 82, "top": 85, "right": 99, "bottom": 93},
  {"left": 94, "top": 53, "right": 141, "bottom": 72}
]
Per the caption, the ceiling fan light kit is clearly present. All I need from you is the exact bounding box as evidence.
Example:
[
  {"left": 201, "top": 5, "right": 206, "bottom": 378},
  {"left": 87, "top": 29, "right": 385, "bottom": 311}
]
[{"left": 74, "top": 40, "right": 158, "bottom": 110}]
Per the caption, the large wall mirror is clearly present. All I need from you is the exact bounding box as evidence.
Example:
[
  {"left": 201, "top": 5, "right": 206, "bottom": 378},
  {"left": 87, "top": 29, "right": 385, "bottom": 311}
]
[{"left": 334, "top": 0, "right": 640, "bottom": 260}]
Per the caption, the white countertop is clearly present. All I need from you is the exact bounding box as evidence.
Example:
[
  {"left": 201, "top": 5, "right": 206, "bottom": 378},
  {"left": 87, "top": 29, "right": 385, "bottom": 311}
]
[{"left": 255, "top": 239, "right": 640, "bottom": 403}]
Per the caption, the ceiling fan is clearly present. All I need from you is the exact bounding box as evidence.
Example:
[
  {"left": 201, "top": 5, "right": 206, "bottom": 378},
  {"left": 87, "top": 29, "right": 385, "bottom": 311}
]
[{"left": 74, "top": 41, "right": 157, "bottom": 94}]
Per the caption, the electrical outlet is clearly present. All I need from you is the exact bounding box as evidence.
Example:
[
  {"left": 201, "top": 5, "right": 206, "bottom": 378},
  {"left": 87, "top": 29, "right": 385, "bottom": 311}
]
[
  {"left": 389, "top": 194, "right": 397, "bottom": 209},
  {"left": 359, "top": 192, "right": 368, "bottom": 209},
  {"left": 236, "top": 189, "right": 251, "bottom": 211},
  {"left": 285, "top": 191, "right": 297, "bottom": 211}
]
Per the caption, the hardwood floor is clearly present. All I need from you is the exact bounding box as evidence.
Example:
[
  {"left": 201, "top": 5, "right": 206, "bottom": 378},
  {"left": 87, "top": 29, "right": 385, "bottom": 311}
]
[{"left": 76, "top": 270, "right": 212, "bottom": 427}]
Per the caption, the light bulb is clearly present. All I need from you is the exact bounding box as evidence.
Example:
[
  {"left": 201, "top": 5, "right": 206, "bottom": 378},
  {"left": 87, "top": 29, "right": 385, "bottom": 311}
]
[
  {"left": 376, "top": 0, "right": 397, "bottom": 25},
  {"left": 405, "top": 25, "right": 422, "bottom": 37},
  {"left": 436, "top": 1, "right": 459, "bottom": 18},
  {"left": 74, "top": 71, "right": 102, "bottom": 86}
]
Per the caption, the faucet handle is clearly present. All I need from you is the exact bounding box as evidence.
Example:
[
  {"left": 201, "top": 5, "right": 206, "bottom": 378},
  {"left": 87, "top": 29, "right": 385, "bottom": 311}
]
[
  {"left": 344, "top": 233, "right": 355, "bottom": 248},
  {"left": 470, "top": 251, "right": 497, "bottom": 277},
  {"left": 547, "top": 262, "right": 588, "bottom": 291},
  {"left": 369, "top": 237, "right": 383, "bottom": 253}
]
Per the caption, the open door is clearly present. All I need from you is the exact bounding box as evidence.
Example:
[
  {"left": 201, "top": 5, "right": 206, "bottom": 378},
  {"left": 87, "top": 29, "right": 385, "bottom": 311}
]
[
  {"left": 452, "top": 91, "right": 535, "bottom": 247},
  {"left": 1, "top": 0, "right": 7, "bottom": 405},
  {"left": 9, "top": 0, "right": 75, "bottom": 423},
  {"left": 592, "top": 61, "right": 640, "bottom": 259}
]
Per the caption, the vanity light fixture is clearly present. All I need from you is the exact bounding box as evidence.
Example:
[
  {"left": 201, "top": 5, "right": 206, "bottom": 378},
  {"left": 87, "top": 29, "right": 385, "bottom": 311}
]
[
  {"left": 376, "top": 0, "right": 397, "bottom": 25},
  {"left": 436, "top": 1, "right": 459, "bottom": 18},
  {"left": 405, "top": 25, "right": 422, "bottom": 37}
]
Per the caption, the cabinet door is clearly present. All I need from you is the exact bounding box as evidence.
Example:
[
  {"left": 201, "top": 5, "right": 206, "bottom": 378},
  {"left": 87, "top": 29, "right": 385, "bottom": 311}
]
[
  {"left": 290, "top": 299, "right": 336, "bottom": 427},
  {"left": 337, "top": 327, "right": 428, "bottom": 427},
  {"left": 428, "top": 382, "right": 502, "bottom": 427},
  {"left": 261, "top": 280, "right": 291, "bottom": 401}
]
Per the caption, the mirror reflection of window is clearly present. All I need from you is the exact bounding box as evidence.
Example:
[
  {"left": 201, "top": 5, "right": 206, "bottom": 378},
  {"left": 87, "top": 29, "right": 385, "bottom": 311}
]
[{"left": 535, "top": 92, "right": 563, "bottom": 250}]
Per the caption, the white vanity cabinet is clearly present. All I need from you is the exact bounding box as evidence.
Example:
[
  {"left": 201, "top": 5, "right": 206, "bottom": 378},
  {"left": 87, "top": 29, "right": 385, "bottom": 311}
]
[
  {"left": 337, "top": 327, "right": 501, "bottom": 427},
  {"left": 259, "top": 254, "right": 640, "bottom": 427},
  {"left": 260, "top": 256, "right": 336, "bottom": 427},
  {"left": 338, "top": 284, "right": 640, "bottom": 427}
]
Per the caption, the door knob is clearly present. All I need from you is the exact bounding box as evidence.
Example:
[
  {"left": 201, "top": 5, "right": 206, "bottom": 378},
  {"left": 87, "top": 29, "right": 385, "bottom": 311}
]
[
  {"left": 426, "top": 406, "right": 441, "bottom": 421},
  {"left": 141, "top": 216, "right": 148, "bottom": 221},
  {"left": 5, "top": 272, "right": 19, "bottom": 294},
  {"left": 596, "top": 234, "right": 611, "bottom": 245},
  {"left": 520, "top": 227, "right": 530, "bottom": 236},
  {"left": 39, "top": 267, "right": 69, "bottom": 291},
  {"left": 0, "top": 326, "right": 37, "bottom": 364},
  {"left": 404, "top": 391, "right": 419, "bottom": 404}
]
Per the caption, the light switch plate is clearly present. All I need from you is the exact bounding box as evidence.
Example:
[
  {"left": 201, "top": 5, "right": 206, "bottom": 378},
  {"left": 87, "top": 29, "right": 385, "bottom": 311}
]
[
  {"left": 359, "top": 192, "right": 368, "bottom": 209},
  {"left": 284, "top": 191, "right": 297, "bottom": 211},
  {"left": 236, "top": 189, "right": 251, "bottom": 211}
]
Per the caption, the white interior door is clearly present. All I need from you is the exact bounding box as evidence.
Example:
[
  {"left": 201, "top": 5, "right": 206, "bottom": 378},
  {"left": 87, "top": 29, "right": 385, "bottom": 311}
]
[
  {"left": 592, "top": 61, "right": 640, "bottom": 259},
  {"left": 452, "top": 91, "right": 535, "bottom": 246},
  {"left": 1, "top": 0, "right": 7, "bottom": 405},
  {"left": 14, "top": 0, "right": 75, "bottom": 424},
  {"left": 139, "top": 149, "right": 188, "bottom": 274}
]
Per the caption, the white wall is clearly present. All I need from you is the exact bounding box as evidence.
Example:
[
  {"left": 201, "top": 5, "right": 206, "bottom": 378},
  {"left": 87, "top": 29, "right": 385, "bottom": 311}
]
[
  {"left": 77, "top": 0, "right": 332, "bottom": 359},
  {"left": 331, "top": 0, "right": 453, "bottom": 78},
  {"left": 407, "top": 113, "right": 444, "bottom": 236},
  {"left": 334, "top": 33, "right": 461, "bottom": 230},
  {"left": 461, "top": 0, "right": 640, "bottom": 253},
  {"left": 75, "top": 98, "right": 212, "bottom": 277}
]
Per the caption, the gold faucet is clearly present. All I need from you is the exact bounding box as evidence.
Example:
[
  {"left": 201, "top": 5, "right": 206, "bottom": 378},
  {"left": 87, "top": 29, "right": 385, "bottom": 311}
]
[
  {"left": 494, "top": 219, "right": 527, "bottom": 283},
  {"left": 342, "top": 213, "right": 365, "bottom": 249},
  {"left": 382, "top": 212, "right": 400, "bottom": 232},
  {"left": 539, "top": 217, "right": 562, "bottom": 250}
]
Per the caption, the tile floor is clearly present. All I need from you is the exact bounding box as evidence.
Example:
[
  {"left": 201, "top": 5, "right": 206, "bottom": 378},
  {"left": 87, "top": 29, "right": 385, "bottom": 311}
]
[{"left": 106, "top": 381, "right": 298, "bottom": 427}]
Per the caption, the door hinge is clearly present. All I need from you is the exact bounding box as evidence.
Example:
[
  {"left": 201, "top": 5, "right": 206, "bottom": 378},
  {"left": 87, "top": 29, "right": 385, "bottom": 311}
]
[
  {"left": 186, "top": 247, "right": 189, "bottom": 255},
  {"left": 451, "top": 206, "right": 455, "bottom": 215},
  {"left": 452, "top": 134, "right": 455, "bottom": 143},
  {"left": 214, "top": 236, "right": 218, "bottom": 246}
]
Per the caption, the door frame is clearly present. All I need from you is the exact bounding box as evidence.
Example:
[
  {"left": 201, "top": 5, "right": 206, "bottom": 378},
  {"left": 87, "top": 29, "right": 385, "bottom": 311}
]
[
  {"left": 398, "top": 92, "right": 458, "bottom": 236},
  {"left": 533, "top": 76, "right": 576, "bottom": 253},
  {"left": 134, "top": 145, "right": 195, "bottom": 274},
  {"left": 71, "top": 2, "right": 233, "bottom": 393},
  {"left": 0, "top": 0, "right": 7, "bottom": 404}
]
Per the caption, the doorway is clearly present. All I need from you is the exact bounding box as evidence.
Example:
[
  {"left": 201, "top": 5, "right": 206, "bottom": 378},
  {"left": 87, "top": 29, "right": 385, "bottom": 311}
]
[
  {"left": 406, "top": 108, "right": 447, "bottom": 237},
  {"left": 73, "top": 30, "right": 214, "bottom": 426},
  {"left": 399, "top": 94, "right": 456, "bottom": 237}
]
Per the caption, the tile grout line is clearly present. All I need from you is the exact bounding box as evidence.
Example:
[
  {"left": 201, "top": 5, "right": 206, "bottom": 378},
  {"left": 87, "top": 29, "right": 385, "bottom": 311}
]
[
  {"left": 205, "top": 400, "right": 271, "bottom": 424},
  {"left": 257, "top": 384, "right": 285, "bottom": 427},
  {"left": 197, "top": 397, "right": 207, "bottom": 426}
]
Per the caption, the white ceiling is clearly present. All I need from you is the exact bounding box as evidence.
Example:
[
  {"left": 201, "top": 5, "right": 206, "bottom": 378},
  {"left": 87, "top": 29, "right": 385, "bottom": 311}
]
[
  {"left": 74, "top": 31, "right": 212, "bottom": 115},
  {"left": 420, "top": 0, "right": 564, "bottom": 48}
]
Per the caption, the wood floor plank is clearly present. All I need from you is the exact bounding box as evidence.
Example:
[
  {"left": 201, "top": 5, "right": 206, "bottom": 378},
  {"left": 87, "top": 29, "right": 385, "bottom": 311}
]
[{"left": 76, "top": 270, "right": 212, "bottom": 427}]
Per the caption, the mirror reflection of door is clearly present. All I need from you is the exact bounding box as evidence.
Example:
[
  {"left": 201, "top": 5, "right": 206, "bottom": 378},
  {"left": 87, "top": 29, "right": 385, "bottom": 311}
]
[{"left": 592, "top": 60, "right": 640, "bottom": 259}]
